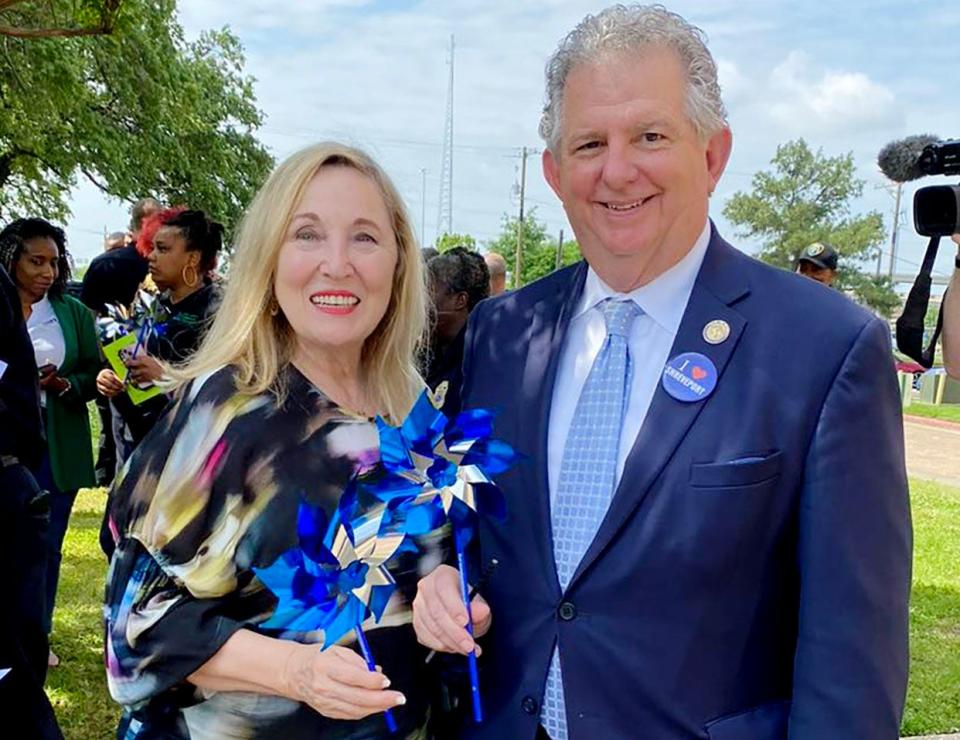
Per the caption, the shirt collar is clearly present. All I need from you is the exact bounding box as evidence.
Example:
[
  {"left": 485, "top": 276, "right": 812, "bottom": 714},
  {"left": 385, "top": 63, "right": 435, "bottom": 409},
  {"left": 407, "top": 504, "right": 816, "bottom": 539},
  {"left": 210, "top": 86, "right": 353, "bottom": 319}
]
[
  {"left": 575, "top": 220, "right": 711, "bottom": 335},
  {"left": 31, "top": 294, "right": 57, "bottom": 322}
]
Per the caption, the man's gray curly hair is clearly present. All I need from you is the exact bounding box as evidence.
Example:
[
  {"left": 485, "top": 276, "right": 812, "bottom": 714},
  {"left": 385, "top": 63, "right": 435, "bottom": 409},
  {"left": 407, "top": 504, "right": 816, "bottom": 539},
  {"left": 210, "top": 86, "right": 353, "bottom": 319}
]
[{"left": 539, "top": 4, "right": 728, "bottom": 152}]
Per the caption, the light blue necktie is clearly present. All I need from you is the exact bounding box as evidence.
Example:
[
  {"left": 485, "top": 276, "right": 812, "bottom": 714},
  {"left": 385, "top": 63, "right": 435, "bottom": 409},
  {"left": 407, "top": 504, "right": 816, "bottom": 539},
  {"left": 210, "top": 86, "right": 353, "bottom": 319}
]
[{"left": 541, "top": 298, "right": 640, "bottom": 740}]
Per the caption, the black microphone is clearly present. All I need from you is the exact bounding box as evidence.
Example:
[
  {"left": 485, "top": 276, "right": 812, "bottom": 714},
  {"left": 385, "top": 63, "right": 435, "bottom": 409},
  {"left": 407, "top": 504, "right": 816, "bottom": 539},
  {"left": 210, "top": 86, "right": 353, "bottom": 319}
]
[
  {"left": 877, "top": 134, "right": 940, "bottom": 182},
  {"left": 878, "top": 134, "right": 940, "bottom": 182}
]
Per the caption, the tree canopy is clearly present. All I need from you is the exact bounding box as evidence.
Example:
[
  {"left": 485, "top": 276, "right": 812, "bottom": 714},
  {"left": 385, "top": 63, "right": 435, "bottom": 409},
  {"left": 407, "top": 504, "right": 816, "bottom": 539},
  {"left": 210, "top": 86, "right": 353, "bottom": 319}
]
[
  {"left": 486, "top": 210, "right": 580, "bottom": 287},
  {"left": 435, "top": 232, "right": 477, "bottom": 253},
  {"left": 722, "top": 138, "right": 898, "bottom": 316},
  {"left": 0, "top": 0, "right": 273, "bottom": 230}
]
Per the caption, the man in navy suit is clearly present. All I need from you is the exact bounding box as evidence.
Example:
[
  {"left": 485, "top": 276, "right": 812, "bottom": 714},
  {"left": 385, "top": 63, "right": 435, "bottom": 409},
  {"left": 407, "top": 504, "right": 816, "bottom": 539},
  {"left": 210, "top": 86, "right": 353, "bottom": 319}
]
[{"left": 413, "top": 5, "right": 911, "bottom": 739}]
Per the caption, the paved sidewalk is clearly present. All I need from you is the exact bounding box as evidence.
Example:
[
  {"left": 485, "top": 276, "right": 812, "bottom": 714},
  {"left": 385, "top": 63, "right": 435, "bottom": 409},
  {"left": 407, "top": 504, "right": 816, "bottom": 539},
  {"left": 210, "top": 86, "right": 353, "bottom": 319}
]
[
  {"left": 904, "top": 735, "right": 960, "bottom": 739},
  {"left": 903, "top": 415, "right": 960, "bottom": 488}
]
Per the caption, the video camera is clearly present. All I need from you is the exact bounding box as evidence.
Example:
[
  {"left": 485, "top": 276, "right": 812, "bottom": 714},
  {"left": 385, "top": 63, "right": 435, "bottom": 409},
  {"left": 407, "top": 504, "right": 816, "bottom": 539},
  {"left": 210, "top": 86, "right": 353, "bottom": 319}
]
[
  {"left": 913, "top": 139, "right": 960, "bottom": 236},
  {"left": 878, "top": 135, "right": 960, "bottom": 366}
]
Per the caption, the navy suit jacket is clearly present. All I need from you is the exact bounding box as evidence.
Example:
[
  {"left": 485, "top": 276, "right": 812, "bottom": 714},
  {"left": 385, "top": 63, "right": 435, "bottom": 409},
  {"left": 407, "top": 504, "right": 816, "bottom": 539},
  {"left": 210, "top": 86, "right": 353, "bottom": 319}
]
[{"left": 458, "top": 230, "right": 911, "bottom": 739}]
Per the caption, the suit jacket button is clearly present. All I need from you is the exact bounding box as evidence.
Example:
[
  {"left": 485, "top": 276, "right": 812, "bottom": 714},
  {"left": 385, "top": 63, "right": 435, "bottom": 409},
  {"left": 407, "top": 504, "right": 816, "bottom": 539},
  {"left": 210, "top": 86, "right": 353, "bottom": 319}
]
[
  {"left": 521, "top": 695, "right": 539, "bottom": 715},
  {"left": 558, "top": 601, "right": 577, "bottom": 621}
]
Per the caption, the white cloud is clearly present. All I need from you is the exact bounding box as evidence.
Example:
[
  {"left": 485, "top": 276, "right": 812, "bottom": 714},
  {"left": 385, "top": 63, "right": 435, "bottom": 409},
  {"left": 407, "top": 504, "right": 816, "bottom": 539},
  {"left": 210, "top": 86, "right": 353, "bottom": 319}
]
[
  {"left": 767, "top": 51, "right": 899, "bottom": 135},
  {"left": 59, "top": 2, "right": 957, "bottom": 275},
  {"left": 716, "top": 57, "right": 750, "bottom": 106}
]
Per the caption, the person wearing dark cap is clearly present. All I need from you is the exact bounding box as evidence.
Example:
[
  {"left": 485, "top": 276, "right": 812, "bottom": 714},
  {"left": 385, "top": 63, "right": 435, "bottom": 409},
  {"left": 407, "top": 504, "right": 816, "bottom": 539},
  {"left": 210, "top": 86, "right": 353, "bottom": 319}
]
[
  {"left": 796, "top": 242, "right": 839, "bottom": 287},
  {"left": 424, "top": 247, "right": 489, "bottom": 417},
  {"left": 81, "top": 197, "right": 160, "bottom": 485},
  {"left": 80, "top": 197, "right": 160, "bottom": 315}
]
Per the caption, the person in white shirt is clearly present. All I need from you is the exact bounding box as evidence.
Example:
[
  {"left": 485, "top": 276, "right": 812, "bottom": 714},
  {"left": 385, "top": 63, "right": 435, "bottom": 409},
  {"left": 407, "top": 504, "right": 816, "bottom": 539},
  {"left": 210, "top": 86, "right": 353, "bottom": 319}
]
[{"left": 0, "top": 218, "right": 99, "bottom": 669}]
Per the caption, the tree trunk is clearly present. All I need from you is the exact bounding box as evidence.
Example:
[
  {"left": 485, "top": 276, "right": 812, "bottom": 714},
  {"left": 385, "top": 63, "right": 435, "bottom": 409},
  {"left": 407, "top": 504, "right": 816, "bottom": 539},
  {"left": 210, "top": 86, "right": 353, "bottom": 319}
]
[{"left": 0, "top": 151, "right": 13, "bottom": 189}]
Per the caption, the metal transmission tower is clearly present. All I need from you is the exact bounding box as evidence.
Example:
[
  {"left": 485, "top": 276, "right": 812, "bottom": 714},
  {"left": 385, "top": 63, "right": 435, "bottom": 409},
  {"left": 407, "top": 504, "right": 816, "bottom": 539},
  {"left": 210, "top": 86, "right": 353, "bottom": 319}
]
[{"left": 436, "top": 34, "right": 455, "bottom": 240}]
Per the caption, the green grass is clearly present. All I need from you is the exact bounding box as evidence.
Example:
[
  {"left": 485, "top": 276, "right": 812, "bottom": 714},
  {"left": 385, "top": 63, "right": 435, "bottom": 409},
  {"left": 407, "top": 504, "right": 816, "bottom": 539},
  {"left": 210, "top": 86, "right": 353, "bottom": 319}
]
[
  {"left": 901, "top": 479, "right": 960, "bottom": 736},
  {"left": 905, "top": 402, "right": 960, "bottom": 424},
  {"left": 44, "top": 487, "right": 118, "bottom": 738},
  {"left": 47, "top": 482, "right": 960, "bottom": 738}
]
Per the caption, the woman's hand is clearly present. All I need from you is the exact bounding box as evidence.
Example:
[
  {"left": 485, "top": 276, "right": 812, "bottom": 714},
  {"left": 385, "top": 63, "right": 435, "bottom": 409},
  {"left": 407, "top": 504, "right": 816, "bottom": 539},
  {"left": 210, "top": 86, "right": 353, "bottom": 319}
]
[
  {"left": 96, "top": 368, "right": 124, "bottom": 398},
  {"left": 124, "top": 354, "right": 164, "bottom": 385},
  {"left": 282, "top": 643, "right": 406, "bottom": 721},
  {"left": 38, "top": 365, "right": 70, "bottom": 395}
]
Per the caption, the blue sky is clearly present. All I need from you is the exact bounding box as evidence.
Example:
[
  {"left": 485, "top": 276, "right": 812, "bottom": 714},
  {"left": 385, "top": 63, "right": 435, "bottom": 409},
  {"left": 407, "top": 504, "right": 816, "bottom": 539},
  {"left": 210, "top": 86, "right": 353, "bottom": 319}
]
[{"left": 63, "top": 1, "right": 960, "bottom": 288}]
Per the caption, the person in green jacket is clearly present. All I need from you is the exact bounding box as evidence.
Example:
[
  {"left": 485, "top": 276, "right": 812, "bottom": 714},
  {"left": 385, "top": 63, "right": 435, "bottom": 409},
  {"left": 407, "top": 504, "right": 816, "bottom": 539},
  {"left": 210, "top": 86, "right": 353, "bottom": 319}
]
[{"left": 0, "top": 218, "right": 98, "bottom": 669}]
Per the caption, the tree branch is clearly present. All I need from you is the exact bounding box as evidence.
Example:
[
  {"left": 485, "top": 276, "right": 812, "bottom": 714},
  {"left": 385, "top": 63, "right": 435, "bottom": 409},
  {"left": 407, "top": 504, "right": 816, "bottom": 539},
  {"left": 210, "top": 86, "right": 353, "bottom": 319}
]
[
  {"left": 0, "top": 24, "right": 112, "bottom": 38},
  {"left": 0, "top": 0, "right": 123, "bottom": 39},
  {"left": 80, "top": 165, "right": 110, "bottom": 194}
]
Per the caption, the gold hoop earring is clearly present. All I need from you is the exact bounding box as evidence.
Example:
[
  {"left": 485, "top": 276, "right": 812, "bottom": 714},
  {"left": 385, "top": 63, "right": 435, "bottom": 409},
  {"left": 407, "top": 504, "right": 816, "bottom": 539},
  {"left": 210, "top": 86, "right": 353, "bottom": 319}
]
[{"left": 182, "top": 264, "right": 199, "bottom": 288}]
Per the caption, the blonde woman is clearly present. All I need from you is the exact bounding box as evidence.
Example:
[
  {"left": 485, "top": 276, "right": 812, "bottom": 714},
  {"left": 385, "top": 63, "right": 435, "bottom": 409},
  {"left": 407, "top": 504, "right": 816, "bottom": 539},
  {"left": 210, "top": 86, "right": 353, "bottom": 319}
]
[{"left": 102, "top": 144, "right": 433, "bottom": 739}]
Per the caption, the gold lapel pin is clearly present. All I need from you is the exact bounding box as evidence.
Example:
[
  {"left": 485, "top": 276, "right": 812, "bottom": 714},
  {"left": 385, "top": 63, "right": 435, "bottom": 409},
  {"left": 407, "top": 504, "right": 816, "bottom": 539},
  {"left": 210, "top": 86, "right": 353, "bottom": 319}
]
[{"left": 703, "top": 320, "right": 730, "bottom": 345}]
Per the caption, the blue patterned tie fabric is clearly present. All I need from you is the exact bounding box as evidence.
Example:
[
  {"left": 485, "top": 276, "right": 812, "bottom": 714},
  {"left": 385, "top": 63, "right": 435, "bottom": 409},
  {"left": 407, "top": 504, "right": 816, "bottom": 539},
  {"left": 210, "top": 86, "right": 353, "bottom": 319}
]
[{"left": 541, "top": 298, "right": 640, "bottom": 740}]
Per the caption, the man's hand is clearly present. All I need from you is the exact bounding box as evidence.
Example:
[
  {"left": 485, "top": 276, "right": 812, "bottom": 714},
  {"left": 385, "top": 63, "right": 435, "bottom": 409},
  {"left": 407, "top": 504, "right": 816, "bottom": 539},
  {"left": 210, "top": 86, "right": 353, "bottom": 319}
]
[
  {"left": 412, "top": 564, "right": 492, "bottom": 655},
  {"left": 950, "top": 233, "right": 960, "bottom": 248}
]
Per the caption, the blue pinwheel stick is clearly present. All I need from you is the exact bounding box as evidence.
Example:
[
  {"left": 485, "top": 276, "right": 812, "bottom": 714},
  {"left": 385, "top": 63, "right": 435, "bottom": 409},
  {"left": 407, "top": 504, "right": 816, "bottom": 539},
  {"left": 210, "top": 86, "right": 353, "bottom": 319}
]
[
  {"left": 371, "top": 389, "right": 516, "bottom": 725},
  {"left": 455, "top": 526, "right": 483, "bottom": 723},
  {"left": 354, "top": 627, "right": 398, "bottom": 734}
]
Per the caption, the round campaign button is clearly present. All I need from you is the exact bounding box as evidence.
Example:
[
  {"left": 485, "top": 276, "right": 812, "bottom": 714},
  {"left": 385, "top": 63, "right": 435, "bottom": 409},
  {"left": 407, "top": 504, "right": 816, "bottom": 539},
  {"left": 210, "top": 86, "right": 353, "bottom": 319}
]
[{"left": 662, "top": 352, "right": 718, "bottom": 403}]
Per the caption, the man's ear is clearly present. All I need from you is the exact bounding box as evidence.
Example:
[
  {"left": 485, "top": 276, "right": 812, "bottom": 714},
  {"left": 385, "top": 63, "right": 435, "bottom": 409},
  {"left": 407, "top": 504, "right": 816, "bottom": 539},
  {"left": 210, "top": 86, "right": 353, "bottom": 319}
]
[
  {"left": 543, "top": 148, "right": 562, "bottom": 199},
  {"left": 705, "top": 126, "right": 733, "bottom": 195}
]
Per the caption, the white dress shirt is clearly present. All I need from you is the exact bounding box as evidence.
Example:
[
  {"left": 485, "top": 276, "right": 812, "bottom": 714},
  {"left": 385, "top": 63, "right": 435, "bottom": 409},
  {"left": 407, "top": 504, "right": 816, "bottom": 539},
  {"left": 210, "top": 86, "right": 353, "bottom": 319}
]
[
  {"left": 547, "top": 222, "right": 711, "bottom": 505},
  {"left": 27, "top": 294, "right": 66, "bottom": 407}
]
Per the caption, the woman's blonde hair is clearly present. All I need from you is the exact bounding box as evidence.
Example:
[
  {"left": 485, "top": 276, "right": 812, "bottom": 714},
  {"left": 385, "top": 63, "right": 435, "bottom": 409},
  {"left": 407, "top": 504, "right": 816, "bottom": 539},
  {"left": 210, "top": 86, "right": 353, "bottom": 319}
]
[{"left": 174, "top": 142, "right": 427, "bottom": 421}]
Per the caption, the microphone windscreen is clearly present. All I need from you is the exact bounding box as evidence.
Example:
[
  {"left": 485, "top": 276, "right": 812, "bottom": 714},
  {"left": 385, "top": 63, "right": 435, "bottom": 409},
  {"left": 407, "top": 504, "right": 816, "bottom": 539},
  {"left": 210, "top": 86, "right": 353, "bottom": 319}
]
[{"left": 878, "top": 134, "right": 940, "bottom": 182}]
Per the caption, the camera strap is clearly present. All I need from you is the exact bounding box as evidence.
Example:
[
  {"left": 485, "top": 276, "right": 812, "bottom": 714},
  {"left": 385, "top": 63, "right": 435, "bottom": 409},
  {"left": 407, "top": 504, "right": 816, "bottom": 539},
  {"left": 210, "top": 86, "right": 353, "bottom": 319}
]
[{"left": 896, "top": 235, "right": 944, "bottom": 368}]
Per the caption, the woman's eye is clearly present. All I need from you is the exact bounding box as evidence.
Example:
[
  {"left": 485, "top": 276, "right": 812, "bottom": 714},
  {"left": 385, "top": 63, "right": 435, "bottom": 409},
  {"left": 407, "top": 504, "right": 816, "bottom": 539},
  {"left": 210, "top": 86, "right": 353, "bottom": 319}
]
[
  {"left": 355, "top": 232, "right": 377, "bottom": 244},
  {"left": 296, "top": 230, "right": 319, "bottom": 241}
]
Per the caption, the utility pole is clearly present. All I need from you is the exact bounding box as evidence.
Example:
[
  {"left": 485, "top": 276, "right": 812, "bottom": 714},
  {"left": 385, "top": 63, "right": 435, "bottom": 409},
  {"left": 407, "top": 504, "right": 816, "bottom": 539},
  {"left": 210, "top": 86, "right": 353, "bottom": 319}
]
[
  {"left": 420, "top": 168, "right": 427, "bottom": 245},
  {"left": 514, "top": 146, "right": 529, "bottom": 289},
  {"left": 555, "top": 228, "right": 564, "bottom": 272},
  {"left": 887, "top": 181, "right": 903, "bottom": 278}
]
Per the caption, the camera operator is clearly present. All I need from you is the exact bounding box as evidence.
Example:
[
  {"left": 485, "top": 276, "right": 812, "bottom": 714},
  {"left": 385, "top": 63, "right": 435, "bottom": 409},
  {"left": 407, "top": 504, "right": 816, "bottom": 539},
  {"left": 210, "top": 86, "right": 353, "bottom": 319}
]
[
  {"left": 882, "top": 135, "right": 960, "bottom": 371},
  {"left": 943, "top": 233, "right": 960, "bottom": 378}
]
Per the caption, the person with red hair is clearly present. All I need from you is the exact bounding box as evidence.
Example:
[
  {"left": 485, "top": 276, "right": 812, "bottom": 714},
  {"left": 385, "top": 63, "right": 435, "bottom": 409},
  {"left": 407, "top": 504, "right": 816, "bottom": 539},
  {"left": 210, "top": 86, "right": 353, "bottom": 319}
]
[{"left": 96, "top": 208, "right": 224, "bottom": 446}]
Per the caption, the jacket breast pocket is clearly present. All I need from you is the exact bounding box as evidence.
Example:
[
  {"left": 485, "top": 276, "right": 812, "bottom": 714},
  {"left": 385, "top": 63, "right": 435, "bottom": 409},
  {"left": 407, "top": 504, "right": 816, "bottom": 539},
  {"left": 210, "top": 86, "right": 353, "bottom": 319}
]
[
  {"left": 705, "top": 700, "right": 790, "bottom": 740},
  {"left": 689, "top": 451, "right": 783, "bottom": 489}
]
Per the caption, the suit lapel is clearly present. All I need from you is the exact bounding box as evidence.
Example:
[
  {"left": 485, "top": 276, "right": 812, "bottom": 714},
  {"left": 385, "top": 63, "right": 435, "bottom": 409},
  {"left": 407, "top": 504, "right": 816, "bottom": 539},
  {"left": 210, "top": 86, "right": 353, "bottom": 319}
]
[
  {"left": 569, "top": 234, "right": 750, "bottom": 587},
  {"left": 519, "top": 263, "right": 587, "bottom": 588}
]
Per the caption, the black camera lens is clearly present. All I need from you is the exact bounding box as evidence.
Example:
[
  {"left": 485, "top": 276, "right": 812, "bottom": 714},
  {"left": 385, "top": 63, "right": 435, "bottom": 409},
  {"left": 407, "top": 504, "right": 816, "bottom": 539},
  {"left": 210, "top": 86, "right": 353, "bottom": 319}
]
[{"left": 913, "top": 185, "right": 960, "bottom": 237}]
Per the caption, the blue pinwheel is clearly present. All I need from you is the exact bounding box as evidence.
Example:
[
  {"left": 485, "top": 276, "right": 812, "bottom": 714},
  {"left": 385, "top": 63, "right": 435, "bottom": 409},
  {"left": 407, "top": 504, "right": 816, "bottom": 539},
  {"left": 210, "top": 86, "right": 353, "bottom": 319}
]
[
  {"left": 366, "top": 388, "right": 517, "bottom": 724},
  {"left": 255, "top": 500, "right": 402, "bottom": 732},
  {"left": 125, "top": 291, "right": 169, "bottom": 381}
]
